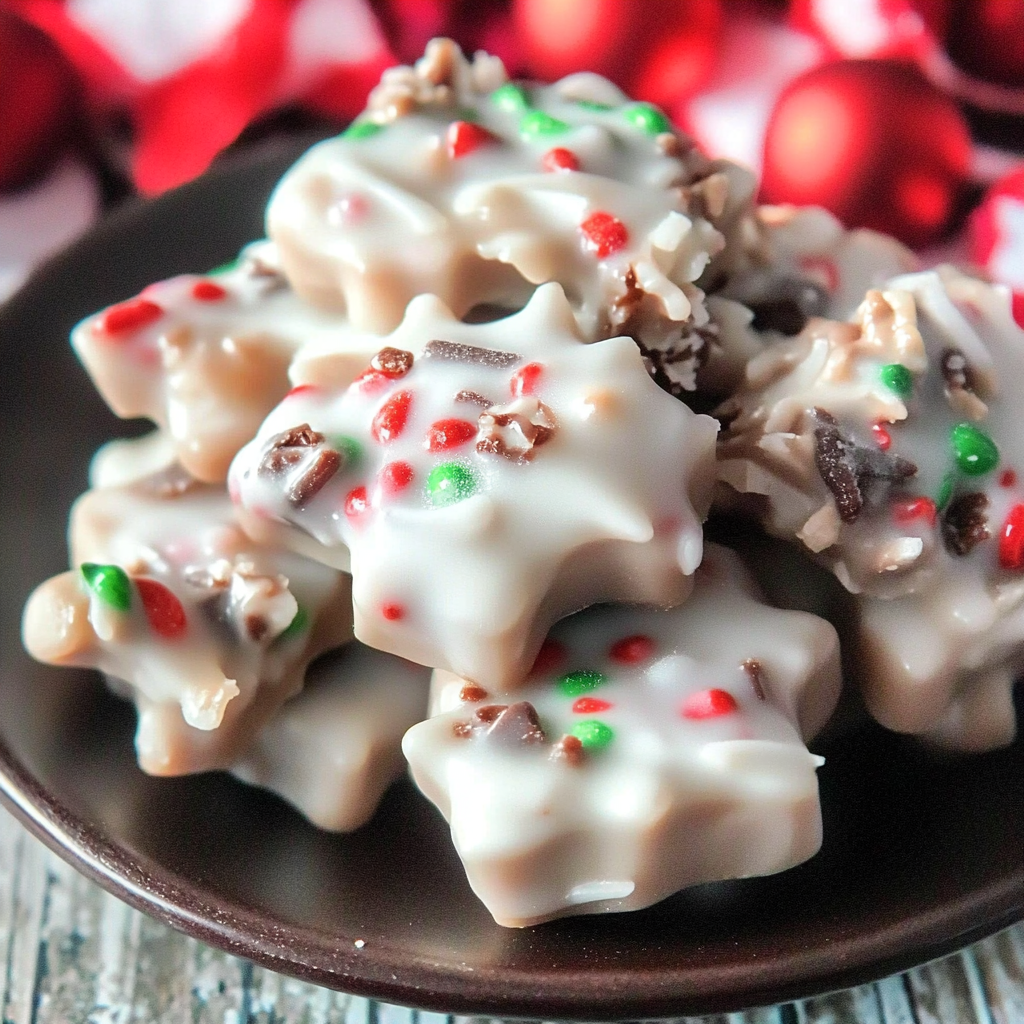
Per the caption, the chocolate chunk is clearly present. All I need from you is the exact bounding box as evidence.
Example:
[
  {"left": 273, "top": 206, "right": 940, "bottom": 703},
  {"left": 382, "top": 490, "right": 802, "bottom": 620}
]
[
  {"left": 260, "top": 424, "right": 326, "bottom": 475},
  {"left": 454, "top": 389, "right": 493, "bottom": 407},
  {"left": 748, "top": 278, "right": 830, "bottom": 336},
  {"left": 941, "top": 492, "right": 990, "bottom": 556},
  {"left": 423, "top": 339, "right": 520, "bottom": 368},
  {"left": 551, "top": 734, "right": 585, "bottom": 767},
  {"left": 287, "top": 448, "right": 342, "bottom": 507},
  {"left": 486, "top": 701, "right": 547, "bottom": 747},
  {"left": 371, "top": 347, "right": 414, "bottom": 377},
  {"left": 459, "top": 684, "right": 489, "bottom": 702},
  {"left": 741, "top": 658, "right": 767, "bottom": 701},
  {"left": 245, "top": 614, "right": 269, "bottom": 642},
  {"left": 813, "top": 409, "right": 917, "bottom": 524}
]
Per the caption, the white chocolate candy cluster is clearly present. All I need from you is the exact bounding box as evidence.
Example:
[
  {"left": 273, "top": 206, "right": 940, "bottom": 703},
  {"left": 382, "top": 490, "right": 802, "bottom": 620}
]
[
  {"left": 230, "top": 284, "right": 717, "bottom": 690},
  {"left": 71, "top": 242, "right": 349, "bottom": 482},
  {"left": 268, "top": 38, "right": 753, "bottom": 396},
  {"left": 407, "top": 545, "right": 839, "bottom": 926},
  {"left": 23, "top": 38, "right": 1021, "bottom": 927},
  {"left": 718, "top": 266, "right": 1024, "bottom": 751}
]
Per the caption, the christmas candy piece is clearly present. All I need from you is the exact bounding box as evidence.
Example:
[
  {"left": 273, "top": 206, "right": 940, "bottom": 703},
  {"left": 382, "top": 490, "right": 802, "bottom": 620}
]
[
  {"left": 230, "top": 643, "right": 430, "bottom": 832},
  {"left": 71, "top": 241, "right": 363, "bottom": 483},
  {"left": 407, "top": 544, "right": 840, "bottom": 927},
  {"left": 22, "top": 457, "right": 351, "bottom": 777},
  {"left": 760, "top": 61, "right": 971, "bottom": 248},
  {"left": 717, "top": 266, "right": 1024, "bottom": 751},
  {"left": 266, "top": 38, "right": 751, "bottom": 395},
  {"left": 230, "top": 284, "right": 718, "bottom": 691}
]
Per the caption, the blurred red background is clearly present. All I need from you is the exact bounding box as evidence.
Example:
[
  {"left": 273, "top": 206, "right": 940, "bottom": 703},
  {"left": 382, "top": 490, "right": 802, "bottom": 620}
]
[{"left": 0, "top": 0, "right": 1022, "bottom": 306}]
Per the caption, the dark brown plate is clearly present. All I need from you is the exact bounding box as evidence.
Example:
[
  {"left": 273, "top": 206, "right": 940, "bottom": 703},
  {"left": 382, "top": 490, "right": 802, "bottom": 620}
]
[{"left": 0, "top": 142, "right": 1022, "bottom": 1021}]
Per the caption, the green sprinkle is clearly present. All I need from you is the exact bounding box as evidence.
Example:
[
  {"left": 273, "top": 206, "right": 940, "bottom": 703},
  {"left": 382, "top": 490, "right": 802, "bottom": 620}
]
[
  {"left": 880, "top": 363, "right": 913, "bottom": 399},
  {"left": 622, "top": 102, "right": 671, "bottom": 136},
  {"left": 492, "top": 83, "right": 530, "bottom": 112},
  {"left": 951, "top": 422, "right": 999, "bottom": 476},
  {"left": 342, "top": 119, "right": 383, "bottom": 140},
  {"left": 519, "top": 110, "right": 570, "bottom": 139},
  {"left": 557, "top": 669, "right": 606, "bottom": 697},
  {"left": 208, "top": 258, "right": 239, "bottom": 276},
  {"left": 576, "top": 99, "right": 612, "bottom": 112},
  {"left": 276, "top": 605, "right": 308, "bottom": 643},
  {"left": 332, "top": 435, "right": 362, "bottom": 466},
  {"left": 426, "top": 462, "right": 477, "bottom": 506},
  {"left": 570, "top": 719, "right": 614, "bottom": 750},
  {"left": 80, "top": 563, "right": 132, "bottom": 612},
  {"left": 936, "top": 470, "right": 955, "bottom": 511}
]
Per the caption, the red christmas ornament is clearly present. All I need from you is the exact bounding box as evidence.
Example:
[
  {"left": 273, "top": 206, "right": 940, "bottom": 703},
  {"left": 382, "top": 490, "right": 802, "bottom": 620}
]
[
  {"left": 790, "top": 0, "right": 949, "bottom": 60},
  {"left": 945, "top": 0, "right": 1024, "bottom": 89},
  {"left": 761, "top": 60, "right": 972, "bottom": 248},
  {"left": 513, "top": 0, "right": 721, "bottom": 107},
  {"left": 970, "top": 166, "right": 1024, "bottom": 327},
  {"left": 0, "top": 10, "right": 76, "bottom": 192}
]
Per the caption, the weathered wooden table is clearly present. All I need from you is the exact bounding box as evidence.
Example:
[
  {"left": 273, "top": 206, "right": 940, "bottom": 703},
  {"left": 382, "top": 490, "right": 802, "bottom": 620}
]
[{"left": 1, "top": 807, "right": 1020, "bottom": 1024}]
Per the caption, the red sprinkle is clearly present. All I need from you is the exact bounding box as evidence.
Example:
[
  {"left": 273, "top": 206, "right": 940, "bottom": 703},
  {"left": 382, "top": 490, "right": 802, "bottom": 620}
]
[
  {"left": 542, "top": 147, "right": 580, "bottom": 172},
  {"left": 191, "top": 279, "right": 227, "bottom": 302},
  {"left": 999, "top": 503, "right": 1024, "bottom": 570},
  {"left": 608, "top": 634, "right": 656, "bottom": 665},
  {"left": 530, "top": 638, "right": 567, "bottom": 676},
  {"left": 872, "top": 423, "right": 892, "bottom": 450},
  {"left": 1001, "top": 469, "right": 1017, "bottom": 488},
  {"left": 354, "top": 369, "right": 391, "bottom": 394},
  {"left": 891, "top": 496, "right": 937, "bottom": 527},
  {"left": 425, "top": 418, "right": 476, "bottom": 452},
  {"left": 97, "top": 298, "right": 163, "bottom": 337},
  {"left": 371, "top": 390, "right": 413, "bottom": 444},
  {"left": 285, "top": 384, "right": 319, "bottom": 400},
  {"left": 135, "top": 578, "right": 187, "bottom": 640},
  {"left": 379, "top": 461, "right": 414, "bottom": 496},
  {"left": 511, "top": 362, "right": 544, "bottom": 397},
  {"left": 580, "top": 211, "right": 629, "bottom": 259},
  {"left": 344, "top": 486, "right": 370, "bottom": 519},
  {"left": 572, "top": 697, "right": 613, "bottom": 714},
  {"left": 381, "top": 603, "right": 405, "bottom": 621},
  {"left": 447, "top": 120, "right": 495, "bottom": 159},
  {"left": 681, "top": 689, "right": 739, "bottom": 720}
]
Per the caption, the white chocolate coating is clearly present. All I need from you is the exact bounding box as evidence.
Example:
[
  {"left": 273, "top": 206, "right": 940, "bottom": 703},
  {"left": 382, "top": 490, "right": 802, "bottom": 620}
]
[
  {"left": 717, "top": 266, "right": 1024, "bottom": 749},
  {"left": 71, "top": 242, "right": 352, "bottom": 482},
  {"left": 403, "top": 544, "right": 839, "bottom": 927},
  {"left": 231, "top": 643, "right": 430, "bottom": 831},
  {"left": 22, "top": 467, "right": 351, "bottom": 775},
  {"left": 267, "top": 39, "right": 739, "bottom": 389},
  {"left": 230, "top": 285, "right": 718, "bottom": 689}
]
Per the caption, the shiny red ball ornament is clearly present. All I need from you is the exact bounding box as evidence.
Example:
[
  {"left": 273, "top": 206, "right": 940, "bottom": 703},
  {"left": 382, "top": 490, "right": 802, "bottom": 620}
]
[
  {"left": 761, "top": 60, "right": 972, "bottom": 248},
  {"left": 969, "top": 167, "right": 1024, "bottom": 329},
  {"left": 513, "top": 0, "right": 721, "bottom": 106},
  {"left": 790, "top": 0, "right": 949, "bottom": 60},
  {"left": 0, "top": 10, "right": 75, "bottom": 192},
  {"left": 945, "top": 0, "right": 1024, "bottom": 89}
]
